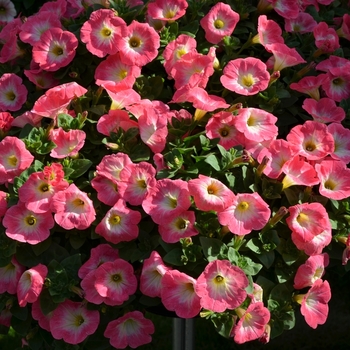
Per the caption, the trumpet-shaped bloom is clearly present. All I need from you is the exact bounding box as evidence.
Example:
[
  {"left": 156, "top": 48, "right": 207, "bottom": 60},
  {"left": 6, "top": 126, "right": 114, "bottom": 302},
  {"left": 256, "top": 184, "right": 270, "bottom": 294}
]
[
  {"left": 0, "top": 73, "right": 28, "bottom": 112},
  {"left": 161, "top": 269, "right": 201, "bottom": 318},
  {"left": 286, "top": 202, "right": 330, "bottom": 243},
  {"left": 321, "top": 67, "right": 350, "bottom": 102},
  {"left": 31, "top": 82, "right": 87, "bottom": 119},
  {"left": 284, "top": 12, "right": 317, "bottom": 34},
  {"left": 0, "top": 0, "right": 16, "bottom": 22},
  {"left": 19, "top": 11, "right": 62, "bottom": 46},
  {"left": 96, "top": 152, "right": 133, "bottom": 182},
  {"left": 31, "top": 300, "right": 53, "bottom": 332},
  {"left": 218, "top": 193, "right": 271, "bottom": 236},
  {"left": 104, "top": 311, "right": 154, "bottom": 349},
  {"left": 94, "top": 52, "right": 141, "bottom": 90},
  {"left": 252, "top": 15, "right": 284, "bottom": 47},
  {"left": 232, "top": 302, "right": 271, "bottom": 344},
  {"left": 3, "top": 202, "right": 54, "bottom": 244},
  {"left": 302, "top": 98, "right": 345, "bottom": 124},
  {"left": 50, "top": 300, "right": 100, "bottom": 344},
  {"left": 118, "top": 161, "right": 156, "bottom": 206},
  {"left": 188, "top": 175, "right": 235, "bottom": 212},
  {"left": 148, "top": 0, "right": 188, "bottom": 21},
  {"left": 51, "top": 184, "right": 96, "bottom": 230},
  {"left": 50, "top": 128, "right": 86, "bottom": 159},
  {"left": 32, "top": 27, "right": 78, "bottom": 71},
  {"left": 221, "top": 58, "right": 270, "bottom": 96},
  {"left": 91, "top": 175, "right": 120, "bottom": 206},
  {"left": 143, "top": 178, "right": 191, "bottom": 224},
  {"left": 140, "top": 251, "right": 171, "bottom": 298},
  {"left": 0, "top": 112, "right": 13, "bottom": 134},
  {"left": 17, "top": 264, "right": 48, "bottom": 307},
  {"left": 263, "top": 0, "right": 299, "bottom": 19},
  {"left": 158, "top": 210, "right": 198, "bottom": 243},
  {"left": 294, "top": 253, "right": 329, "bottom": 289},
  {"left": 200, "top": 2, "right": 240, "bottom": 44},
  {"left": 233, "top": 107, "right": 278, "bottom": 142},
  {"left": 80, "top": 9, "right": 126, "bottom": 58},
  {"left": 106, "top": 87, "right": 141, "bottom": 110},
  {"left": 0, "top": 257, "right": 25, "bottom": 294},
  {"left": 313, "top": 22, "right": 340, "bottom": 53},
  {"left": 206, "top": 111, "right": 245, "bottom": 150},
  {"left": 195, "top": 259, "right": 248, "bottom": 312},
  {"left": 328, "top": 123, "right": 350, "bottom": 164},
  {"left": 0, "top": 136, "right": 34, "bottom": 185},
  {"left": 289, "top": 75, "right": 326, "bottom": 100},
  {"left": 296, "top": 279, "right": 331, "bottom": 329},
  {"left": 116, "top": 20, "right": 160, "bottom": 66},
  {"left": 315, "top": 160, "right": 350, "bottom": 200},
  {"left": 281, "top": 156, "right": 319, "bottom": 190},
  {"left": 18, "top": 167, "right": 69, "bottom": 213},
  {"left": 0, "top": 190, "right": 7, "bottom": 221},
  {"left": 286, "top": 120, "right": 334, "bottom": 160},
  {"left": 95, "top": 199, "right": 141, "bottom": 244},
  {"left": 94, "top": 259, "right": 137, "bottom": 306}
]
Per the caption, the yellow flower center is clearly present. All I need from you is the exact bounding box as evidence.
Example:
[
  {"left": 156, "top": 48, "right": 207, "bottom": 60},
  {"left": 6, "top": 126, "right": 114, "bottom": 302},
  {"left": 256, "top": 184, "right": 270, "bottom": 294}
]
[
  {"left": 137, "top": 179, "right": 147, "bottom": 189},
  {"left": 25, "top": 215, "right": 37, "bottom": 226},
  {"left": 175, "top": 217, "right": 189, "bottom": 230},
  {"left": 5, "top": 91, "right": 16, "bottom": 101},
  {"left": 39, "top": 183, "right": 50, "bottom": 192},
  {"left": 324, "top": 179, "right": 336, "bottom": 190},
  {"left": 74, "top": 315, "right": 85, "bottom": 327},
  {"left": 214, "top": 19, "right": 225, "bottom": 29},
  {"left": 8, "top": 155, "right": 18, "bottom": 167},
  {"left": 238, "top": 201, "right": 249, "bottom": 211},
  {"left": 118, "top": 69, "right": 128, "bottom": 79},
  {"left": 101, "top": 27, "right": 112, "bottom": 37},
  {"left": 112, "top": 273, "right": 121, "bottom": 282},
  {"left": 52, "top": 45, "right": 64, "bottom": 56},
  {"left": 214, "top": 275, "right": 225, "bottom": 284},
  {"left": 304, "top": 142, "right": 316, "bottom": 152},
  {"left": 109, "top": 214, "right": 121, "bottom": 225},
  {"left": 241, "top": 74, "right": 255, "bottom": 87},
  {"left": 164, "top": 9, "right": 176, "bottom": 19},
  {"left": 219, "top": 127, "right": 230, "bottom": 137},
  {"left": 72, "top": 198, "right": 85, "bottom": 207},
  {"left": 296, "top": 212, "right": 309, "bottom": 225},
  {"left": 207, "top": 183, "right": 219, "bottom": 195},
  {"left": 129, "top": 36, "right": 142, "bottom": 48},
  {"left": 166, "top": 194, "right": 178, "bottom": 208},
  {"left": 176, "top": 47, "right": 187, "bottom": 59}
]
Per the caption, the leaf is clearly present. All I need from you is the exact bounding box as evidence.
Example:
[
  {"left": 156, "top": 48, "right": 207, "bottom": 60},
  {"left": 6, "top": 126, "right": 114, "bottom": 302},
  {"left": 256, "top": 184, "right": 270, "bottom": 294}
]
[
  {"left": 239, "top": 256, "right": 262, "bottom": 276},
  {"left": 61, "top": 254, "right": 82, "bottom": 285},
  {"left": 163, "top": 248, "right": 184, "bottom": 266},
  {"left": 204, "top": 154, "right": 221, "bottom": 171},
  {"left": 67, "top": 159, "right": 93, "bottom": 179},
  {"left": 199, "top": 237, "right": 228, "bottom": 261},
  {"left": 227, "top": 247, "right": 240, "bottom": 264}
]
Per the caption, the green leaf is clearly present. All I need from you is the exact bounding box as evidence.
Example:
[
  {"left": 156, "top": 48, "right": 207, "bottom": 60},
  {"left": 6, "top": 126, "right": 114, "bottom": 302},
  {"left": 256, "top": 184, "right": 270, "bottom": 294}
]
[
  {"left": 204, "top": 154, "right": 221, "bottom": 171},
  {"left": 210, "top": 312, "right": 234, "bottom": 339},
  {"left": 227, "top": 247, "right": 240, "bottom": 264},
  {"left": 61, "top": 254, "right": 82, "bottom": 285},
  {"left": 199, "top": 237, "right": 228, "bottom": 261},
  {"left": 67, "top": 159, "right": 93, "bottom": 179},
  {"left": 39, "top": 288, "right": 59, "bottom": 315},
  {"left": 57, "top": 113, "right": 74, "bottom": 130},
  {"left": 239, "top": 256, "right": 262, "bottom": 276},
  {"left": 256, "top": 250, "right": 275, "bottom": 269},
  {"left": 163, "top": 248, "right": 184, "bottom": 266},
  {"left": 47, "top": 260, "right": 69, "bottom": 300}
]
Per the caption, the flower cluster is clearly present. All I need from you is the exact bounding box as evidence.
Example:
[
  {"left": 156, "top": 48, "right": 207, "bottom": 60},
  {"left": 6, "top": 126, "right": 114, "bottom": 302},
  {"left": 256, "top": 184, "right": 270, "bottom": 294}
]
[{"left": 1, "top": 0, "right": 350, "bottom": 348}]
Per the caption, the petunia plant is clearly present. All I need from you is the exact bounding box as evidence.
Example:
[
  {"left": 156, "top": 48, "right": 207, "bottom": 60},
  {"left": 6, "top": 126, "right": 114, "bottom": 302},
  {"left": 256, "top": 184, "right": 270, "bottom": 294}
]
[{"left": 1, "top": 0, "right": 350, "bottom": 348}]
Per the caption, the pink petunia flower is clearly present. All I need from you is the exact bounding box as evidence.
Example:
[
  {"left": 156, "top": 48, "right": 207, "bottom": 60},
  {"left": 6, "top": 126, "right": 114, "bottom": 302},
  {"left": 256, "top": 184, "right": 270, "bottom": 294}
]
[
  {"left": 95, "top": 199, "right": 141, "bottom": 244},
  {"left": 32, "top": 27, "right": 78, "bottom": 71},
  {"left": 19, "top": 11, "right": 62, "bottom": 46},
  {"left": 287, "top": 202, "right": 331, "bottom": 244},
  {"left": 50, "top": 300, "right": 100, "bottom": 344},
  {"left": 294, "top": 253, "right": 329, "bottom": 290},
  {"left": 148, "top": 0, "right": 188, "bottom": 21},
  {"left": 205, "top": 111, "right": 245, "bottom": 150},
  {"left": 3, "top": 201, "right": 54, "bottom": 244},
  {"left": 337, "top": 13, "right": 350, "bottom": 40},
  {"left": 0, "top": 0, "right": 16, "bottom": 22},
  {"left": 17, "top": 264, "right": 48, "bottom": 307},
  {"left": 0, "top": 190, "right": 7, "bottom": 221},
  {"left": 320, "top": 67, "right": 350, "bottom": 102},
  {"left": 259, "top": 0, "right": 300, "bottom": 19},
  {"left": 195, "top": 259, "right": 249, "bottom": 312},
  {"left": 221, "top": 58, "right": 270, "bottom": 96},
  {"left": 163, "top": 34, "right": 197, "bottom": 77},
  {"left": 161, "top": 269, "right": 201, "bottom": 318},
  {"left": 104, "top": 311, "right": 155, "bottom": 349},
  {"left": 295, "top": 279, "right": 331, "bottom": 329},
  {"left": 328, "top": 123, "right": 350, "bottom": 164},
  {"left": 24, "top": 66, "right": 60, "bottom": 90},
  {"left": 265, "top": 43, "right": 306, "bottom": 72},
  {"left": 315, "top": 160, "right": 350, "bottom": 200},
  {"left": 0, "top": 136, "right": 34, "bottom": 184},
  {"left": 140, "top": 251, "right": 171, "bottom": 298},
  {"left": 302, "top": 97, "right": 345, "bottom": 124},
  {"left": 50, "top": 128, "right": 86, "bottom": 159},
  {"left": 18, "top": 165, "right": 69, "bottom": 213},
  {"left": 200, "top": 2, "right": 240, "bottom": 44},
  {"left": 218, "top": 193, "right": 271, "bottom": 236},
  {"left": 281, "top": 155, "right": 320, "bottom": 190},
  {"left": 233, "top": 107, "right": 278, "bottom": 143},
  {"left": 91, "top": 175, "right": 120, "bottom": 206},
  {"left": 31, "top": 82, "right": 87, "bottom": 119},
  {"left": 313, "top": 22, "right": 340, "bottom": 54},
  {"left": 51, "top": 183, "right": 96, "bottom": 230},
  {"left": 106, "top": 87, "right": 141, "bottom": 110},
  {"left": 94, "top": 259, "right": 137, "bottom": 306},
  {"left": 118, "top": 161, "right": 156, "bottom": 206},
  {"left": 94, "top": 52, "right": 141, "bottom": 90},
  {"left": 188, "top": 175, "right": 235, "bottom": 212},
  {"left": 284, "top": 12, "right": 317, "bottom": 34},
  {"left": 31, "top": 299, "right": 53, "bottom": 332},
  {"left": 0, "top": 112, "right": 13, "bottom": 136},
  {"left": 116, "top": 20, "right": 160, "bottom": 67},
  {"left": 0, "top": 257, "right": 25, "bottom": 294},
  {"left": 251, "top": 15, "right": 284, "bottom": 47},
  {"left": 0, "top": 73, "right": 28, "bottom": 112},
  {"left": 80, "top": 9, "right": 126, "bottom": 58},
  {"left": 232, "top": 302, "right": 271, "bottom": 344},
  {"left": 143, "top": 178, "right": 191, "bottom": 224},
  {"left": 158, "top": 210, "right": 198, "bottom": 243},
  {"left": 286, "top": 120, "right": 334, "bottom": 160},
  {"left": 289, "top": 74, "right": 327, "bottom": 100}
]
